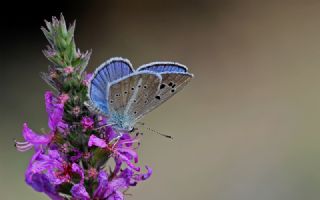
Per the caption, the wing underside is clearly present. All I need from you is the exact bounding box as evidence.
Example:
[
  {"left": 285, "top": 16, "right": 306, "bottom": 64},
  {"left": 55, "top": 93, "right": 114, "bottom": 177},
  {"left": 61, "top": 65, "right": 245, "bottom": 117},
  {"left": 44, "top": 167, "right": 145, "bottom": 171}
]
[
  {"left": 88, "top": 58, "right": 194, "bottom": 130},
  {"left": 87, "top": 57, "right": 134, "bottom": 115},
  {"left": 107, "top": 72, "right": 162, "bottom": 128}
]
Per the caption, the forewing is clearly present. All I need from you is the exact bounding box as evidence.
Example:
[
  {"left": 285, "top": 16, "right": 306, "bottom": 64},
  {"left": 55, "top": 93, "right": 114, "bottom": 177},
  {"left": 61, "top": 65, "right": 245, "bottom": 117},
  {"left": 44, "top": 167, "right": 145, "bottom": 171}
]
[
  {"left": 137, "top": 62, "right": 187, "bottom": 73},
  {"left": 94, "top": 57, "right": 134, "bottom": 83},
  {"left": 107, "top": 72, "right": 161, "bottom": 127},
  {"left": 87, "top": 57, "right": 134, "bottom": 115}
]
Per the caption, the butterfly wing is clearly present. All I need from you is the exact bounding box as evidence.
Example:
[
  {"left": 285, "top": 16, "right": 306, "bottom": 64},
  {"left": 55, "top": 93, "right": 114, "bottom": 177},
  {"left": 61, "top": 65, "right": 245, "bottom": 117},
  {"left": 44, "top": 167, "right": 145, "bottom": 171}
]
[
  {"left": 87, "top": 57, "right": 134, "bottom": 115},
  {"left": 135, "top": 72, "right": 193, "bottom": 122},
  {"left": 107, "top": 71, "right": 162, "bottom": 130},
  {"left": 137, "top": 62, "right": 188, "bottom": 73},
  {"left": 131, "top": 62, "right": 193, "bottom": 121},
  {"left": 88, "top": 59, "right": 193, "bottom": 130}
]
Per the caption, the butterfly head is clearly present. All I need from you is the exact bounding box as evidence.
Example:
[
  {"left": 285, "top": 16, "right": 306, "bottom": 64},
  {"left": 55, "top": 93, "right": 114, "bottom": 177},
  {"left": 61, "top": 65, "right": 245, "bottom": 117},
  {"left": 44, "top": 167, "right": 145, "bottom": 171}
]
[{"left": 112, "top": 123, "right": 134, "bottom": 133}]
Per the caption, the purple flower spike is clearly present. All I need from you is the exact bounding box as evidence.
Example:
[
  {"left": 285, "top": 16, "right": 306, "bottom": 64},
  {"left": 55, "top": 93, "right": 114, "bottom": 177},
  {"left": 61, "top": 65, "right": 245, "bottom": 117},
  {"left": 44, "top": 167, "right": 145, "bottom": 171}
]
[
  {"left": 18, "top": 82, "right": 153, "bottom": 200},
  {"left": 18, "top": 15, "right": 154, "bottom": 200}
]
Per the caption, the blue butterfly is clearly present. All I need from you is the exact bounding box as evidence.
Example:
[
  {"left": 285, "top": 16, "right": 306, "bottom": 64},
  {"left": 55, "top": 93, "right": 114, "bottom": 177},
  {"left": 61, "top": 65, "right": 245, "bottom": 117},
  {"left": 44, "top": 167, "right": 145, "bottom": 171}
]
[{"left": 87, "top": 57, "right": 194, "bottom": 132}]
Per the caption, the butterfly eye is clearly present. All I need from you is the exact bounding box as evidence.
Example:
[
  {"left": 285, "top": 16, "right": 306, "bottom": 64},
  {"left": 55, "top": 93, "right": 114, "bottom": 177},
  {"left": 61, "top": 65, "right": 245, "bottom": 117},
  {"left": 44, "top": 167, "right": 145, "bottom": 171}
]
[{"left": 129, "top": 127, "right": 136, "bottom": 133}]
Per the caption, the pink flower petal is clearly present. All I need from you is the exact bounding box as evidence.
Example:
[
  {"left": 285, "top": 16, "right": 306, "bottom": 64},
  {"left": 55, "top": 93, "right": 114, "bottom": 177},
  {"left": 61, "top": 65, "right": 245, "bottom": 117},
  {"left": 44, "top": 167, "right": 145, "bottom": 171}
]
[
  {"left": 88, "top": 135, "right": 107, "bottom": 148},
  {"left": 71, "top": 183, "right": 90, "bottom": 200},
  {"left": 72, "top": 163, "right": 84, "bottom": 183},
  {"left": 134, "top": 166, "right": 153, "bottom": 181},
  {"left": 22, "top": 123, "right": 53, "bottom": 145},
  {"left": 117, "top": 154, "right": 140, "bottom": 172},
  {"left": 117, "top": 147, "right": 139, "bottom": 163}
]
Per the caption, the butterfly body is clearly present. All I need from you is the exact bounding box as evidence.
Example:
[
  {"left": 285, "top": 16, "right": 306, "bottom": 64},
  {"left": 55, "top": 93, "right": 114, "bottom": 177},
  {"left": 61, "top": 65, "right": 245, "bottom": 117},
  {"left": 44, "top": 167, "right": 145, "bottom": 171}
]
[{"left": 87, "top": 57, "right": 193, "bottom": 132}]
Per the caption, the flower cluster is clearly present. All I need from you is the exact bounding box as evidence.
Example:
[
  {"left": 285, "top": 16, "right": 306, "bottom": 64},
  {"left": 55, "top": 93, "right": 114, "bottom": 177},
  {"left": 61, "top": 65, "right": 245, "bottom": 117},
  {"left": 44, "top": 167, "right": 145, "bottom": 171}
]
[{"left": 16, "top": 15, "right": 152, "bottom": 200}]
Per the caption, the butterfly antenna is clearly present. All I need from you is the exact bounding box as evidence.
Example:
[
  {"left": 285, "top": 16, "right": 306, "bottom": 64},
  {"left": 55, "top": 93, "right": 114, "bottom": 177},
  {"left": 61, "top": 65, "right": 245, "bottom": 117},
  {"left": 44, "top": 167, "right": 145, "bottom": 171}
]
[
  {"left": 137, "top": 122, "right": 173, "bottom": 140},
  {"left": 147, "top": 127, "right": 173, "bottom": 139}
]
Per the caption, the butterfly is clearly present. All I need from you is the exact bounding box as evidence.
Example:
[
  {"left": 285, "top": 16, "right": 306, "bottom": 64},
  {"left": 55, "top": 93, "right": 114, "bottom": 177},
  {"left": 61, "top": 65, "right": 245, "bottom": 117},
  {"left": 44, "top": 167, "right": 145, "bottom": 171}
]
[{"left": 86, "top": 57, "right": 194, "bottom": 132}]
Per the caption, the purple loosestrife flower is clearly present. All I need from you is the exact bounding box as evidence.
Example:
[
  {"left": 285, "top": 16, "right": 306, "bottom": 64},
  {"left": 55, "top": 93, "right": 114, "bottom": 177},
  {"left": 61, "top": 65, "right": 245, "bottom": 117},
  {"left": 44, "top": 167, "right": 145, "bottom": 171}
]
[
  {"left": 24, "top": 151, "right": 63, "bottom": 200},
  {"left": 25, "top": 150, "right": 86, "bottom": 199},
  {"left": 88, "top": 134, "right": 140, "bottom": 171},
  {"left": 15, "top": 91, "right": 66, "bottom": 152},
  {"left": 81, "top": 116, "right": 95, "bottom": 130},
  {"left": 17, "top": 15, "right": 153, "bottom": 200}
]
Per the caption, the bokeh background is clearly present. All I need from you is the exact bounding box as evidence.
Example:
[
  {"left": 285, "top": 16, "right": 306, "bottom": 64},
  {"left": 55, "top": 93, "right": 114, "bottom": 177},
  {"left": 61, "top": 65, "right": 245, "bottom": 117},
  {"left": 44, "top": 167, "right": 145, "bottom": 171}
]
[{"left": 2, "top": 0, "right": 320, "bottom": 199}]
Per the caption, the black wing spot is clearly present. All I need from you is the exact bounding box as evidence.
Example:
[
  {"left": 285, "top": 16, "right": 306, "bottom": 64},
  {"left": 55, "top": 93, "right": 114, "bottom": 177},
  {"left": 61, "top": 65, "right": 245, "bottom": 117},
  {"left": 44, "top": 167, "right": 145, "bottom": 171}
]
[
  {"left": 155, "top": 95, "right": 161, "bottom": 100},
  {"left": 171, "top": 89, "right": 175, "bottom": 93},
  {"left": 160, "top": 84, "right": 166, "bottom": 89},
  {"left": 144, "top": 85, "right": 147, "bottom": 89},
  {"left": 138, "top": 85, "right": 141, "bottom": 88},
  {"left": 133, "top": 99, "right": 137, "bottom": 103},
  {"left": 131, "top": 87, "right": 135, "bottom": 90},
  {"left": 124, "top": 91, "right": 128, "bottom": 94},
  {"left": 144, "top": 94, "right": 148, "bottom": 97},
  {"left": 144, "top": 100, "right": 148, "bottom": 104},
  {"left": 134, "top": 111, "right": 137, "bottom": 114},
  {"left": 172, "top": 84, "right": 176, "bottom": 88},
  {"left": 110, "top": 100, "right": 114, "bottom": 103},
  {"left": 168, "top": 82, "right": 174, "bottom": 87},
  {"left": 115, "top": 94, "right": 120, "bottom": 97}
]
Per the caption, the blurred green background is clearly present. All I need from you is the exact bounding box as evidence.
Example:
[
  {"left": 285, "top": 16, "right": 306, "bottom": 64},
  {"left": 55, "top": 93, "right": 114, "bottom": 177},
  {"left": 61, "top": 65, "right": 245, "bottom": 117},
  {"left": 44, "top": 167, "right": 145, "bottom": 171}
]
[{"left": 2, "top": 0, "right": 320, "bottom": 199}]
